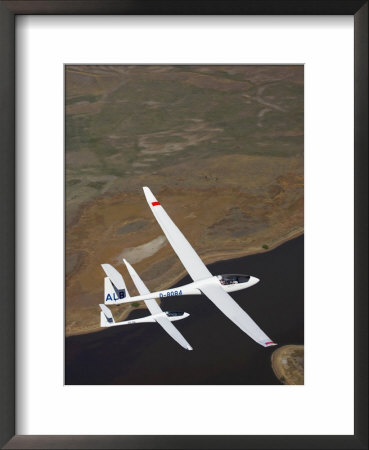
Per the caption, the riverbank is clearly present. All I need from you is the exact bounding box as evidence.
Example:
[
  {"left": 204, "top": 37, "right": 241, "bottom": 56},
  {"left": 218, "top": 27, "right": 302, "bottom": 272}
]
[
  {"left": 271, "top": 345, "right": 304, "bottom": 385},
  {"left": 66, "top": 230, "right": 303, "bottom": 337}
]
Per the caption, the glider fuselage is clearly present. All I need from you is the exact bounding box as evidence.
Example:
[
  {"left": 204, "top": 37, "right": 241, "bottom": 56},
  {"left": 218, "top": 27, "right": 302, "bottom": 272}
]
[
  {"left": 101, "top": 310, "right": 190, "bottom": 327},
  {"left": 110, "top": 274, "right": 259, "bottom": 305}
]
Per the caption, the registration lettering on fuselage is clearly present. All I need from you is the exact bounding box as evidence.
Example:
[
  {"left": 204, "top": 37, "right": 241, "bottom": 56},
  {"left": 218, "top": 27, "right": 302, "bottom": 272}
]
[{"left": 159, "top": 289, "right": 183, "bottom": 298}]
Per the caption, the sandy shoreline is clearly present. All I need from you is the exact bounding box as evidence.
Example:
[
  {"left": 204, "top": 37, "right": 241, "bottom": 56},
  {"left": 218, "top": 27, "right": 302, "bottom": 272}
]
[
  {"left": 66, "top": 231, "right": 303, "bottom": 337},
  {"left": 271, "top": 344, "right": 304, "bottom": 385}
]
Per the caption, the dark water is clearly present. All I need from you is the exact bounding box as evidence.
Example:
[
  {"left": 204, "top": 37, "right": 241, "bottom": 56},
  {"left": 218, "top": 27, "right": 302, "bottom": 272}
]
[{"left": 65, "top": 235, "right": 304, "bottom": 385}]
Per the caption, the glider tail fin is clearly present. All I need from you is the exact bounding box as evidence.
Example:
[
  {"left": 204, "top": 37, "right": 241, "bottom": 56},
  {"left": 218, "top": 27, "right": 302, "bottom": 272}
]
[
  {"left": 100, "top": 304, "right": 115, "bottom": 327},
  {"left": 101, "top": 263, "right": 130, "bottom": 305}
]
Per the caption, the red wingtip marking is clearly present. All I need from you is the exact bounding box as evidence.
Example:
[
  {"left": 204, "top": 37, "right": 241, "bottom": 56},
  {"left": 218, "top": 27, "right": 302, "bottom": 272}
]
[
  {"left": 152, "top": 201, "right": 160, "bottom": 206},
  {"left": 265, "top": 341, "right": 276, "bottom": 346}
]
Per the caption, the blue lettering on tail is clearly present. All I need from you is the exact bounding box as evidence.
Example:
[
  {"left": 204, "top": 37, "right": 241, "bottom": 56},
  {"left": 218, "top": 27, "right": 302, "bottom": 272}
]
[{"left": 106, "top": 291, "right": 125, "bottom": 302}]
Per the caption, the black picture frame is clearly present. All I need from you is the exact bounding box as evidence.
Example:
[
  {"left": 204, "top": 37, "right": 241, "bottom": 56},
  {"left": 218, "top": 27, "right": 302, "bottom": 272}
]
[{"left": 0, "top": 1, "right": 367, "bottom": 449}]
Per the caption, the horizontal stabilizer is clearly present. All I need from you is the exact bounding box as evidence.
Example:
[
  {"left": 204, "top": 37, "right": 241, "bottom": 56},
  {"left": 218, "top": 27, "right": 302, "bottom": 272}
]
[{"left": 101, "top": 264, "right": 126, "bottom": 290}]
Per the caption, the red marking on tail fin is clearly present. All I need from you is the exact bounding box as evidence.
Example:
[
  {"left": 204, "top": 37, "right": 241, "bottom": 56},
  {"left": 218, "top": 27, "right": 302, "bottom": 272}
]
[
  {"left": 152, "top": 201, "right": 160, "bottom": 206},
  {"left": 265, "top": 341, "right": 276, "bottom": 346}
]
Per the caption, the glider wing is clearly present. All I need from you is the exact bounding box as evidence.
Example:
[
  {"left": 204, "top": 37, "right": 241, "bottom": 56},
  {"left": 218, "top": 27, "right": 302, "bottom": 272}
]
[
  {"left": 200, "top": 282, "right": 277, "bottom": 348},
  {"left": 124, "top": 259, "right": 193, "bottom": 350},
  {"left": 154, "top": 316, "right": 193, "bottom": 351},
  {"left": 143, "top": 187, "right": 212, "bottom": 281}
]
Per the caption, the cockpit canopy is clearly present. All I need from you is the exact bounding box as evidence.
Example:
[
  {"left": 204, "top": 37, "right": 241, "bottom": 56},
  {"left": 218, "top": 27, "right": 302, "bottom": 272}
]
[
  {"left": 165, "top": 311, "right": 184, "bottom": 317},
  {"left": 217, "top": 274, "right": 251, "bottom": 285}
]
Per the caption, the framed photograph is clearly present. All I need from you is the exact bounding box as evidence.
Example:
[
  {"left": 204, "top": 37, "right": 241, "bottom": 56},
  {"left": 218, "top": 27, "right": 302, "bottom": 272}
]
[
  {"left": 1, "top": 1, "right": 367, "bottom": 449},
  {"left": 64, "top": 63, "right": 304, "bottom": 386}
]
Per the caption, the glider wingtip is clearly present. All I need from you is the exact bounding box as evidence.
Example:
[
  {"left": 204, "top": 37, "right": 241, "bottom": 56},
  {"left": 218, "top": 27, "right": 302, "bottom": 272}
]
[
  {"left": 264, "top": 341, "right": 277, "bottom": 347},
  {"left": 142, "top": 186, "right": 158, "bottom": 204},
  {"left": 123, "top": 258, "right": 132, "bottom": 267}
]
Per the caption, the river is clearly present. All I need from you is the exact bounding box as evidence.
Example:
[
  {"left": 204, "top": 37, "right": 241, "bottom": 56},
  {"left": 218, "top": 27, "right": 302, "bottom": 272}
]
[{"left": 65, "top": 234, "right": 304, "bottom": 384}]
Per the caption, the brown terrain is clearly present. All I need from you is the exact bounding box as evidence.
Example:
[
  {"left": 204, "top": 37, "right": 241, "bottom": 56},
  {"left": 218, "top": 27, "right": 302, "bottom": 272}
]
[
  {"left": 271, "top": 345, "right": 304, "bottom": 384},
  {"left": 65, "top": 65, "right": 304, "bottom": 336}
]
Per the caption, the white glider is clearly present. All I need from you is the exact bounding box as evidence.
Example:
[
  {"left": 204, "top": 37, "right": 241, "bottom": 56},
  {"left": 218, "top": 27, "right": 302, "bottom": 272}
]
[
  {"left": 101, "top": 187, "right": 276, "bottom": 348},
  {"left": 100, "top": 261, "right": 193, "bottom": 350}
]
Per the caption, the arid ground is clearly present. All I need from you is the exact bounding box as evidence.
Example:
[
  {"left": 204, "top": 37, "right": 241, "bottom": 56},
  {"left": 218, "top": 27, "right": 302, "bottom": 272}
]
[{"left": 66, "top": 65, "right": 304, "bottom": 336}]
